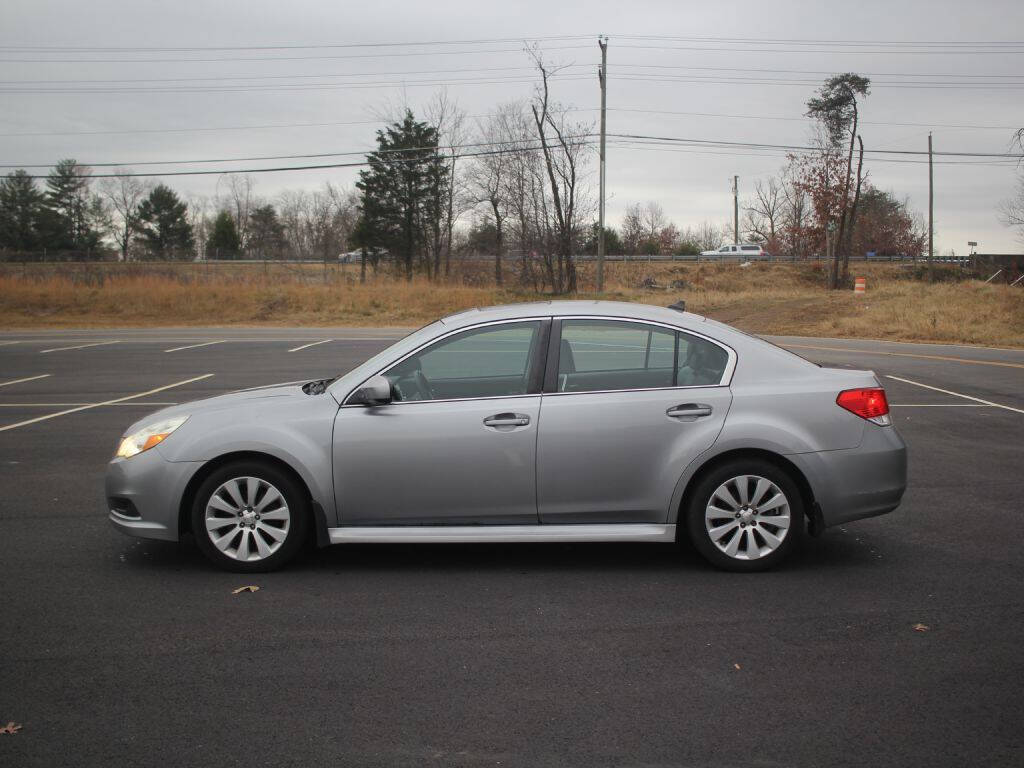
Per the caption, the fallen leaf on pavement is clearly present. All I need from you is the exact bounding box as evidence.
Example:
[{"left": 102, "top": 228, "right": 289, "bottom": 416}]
[
  {"left": 733, "top": 663, "right": 741, "bottom": 670},
  {"left": 232, "top": 585, "right": 259, "bottom": 594},
  {"left": 913, "top": 623, "right": 929, "bottom": 632},
  {"left": 0, "top": 722, "right": 22, "bottom": 735}
]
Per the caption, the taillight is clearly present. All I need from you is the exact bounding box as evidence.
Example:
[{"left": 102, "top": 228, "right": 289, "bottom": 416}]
[{"left": 837, "top": 388, "right": 891, "bottom": 426}]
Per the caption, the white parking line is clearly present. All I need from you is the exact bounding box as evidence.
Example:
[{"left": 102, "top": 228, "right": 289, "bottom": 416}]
[
  {"left": 0, "top": 374, "right": 213, "bottom": 433},
  {"left": 0, "top": 401, "right": 178, "bottom": 407},
  {"left": 164, "top": 340, "right": 226, "bottom": 353},
  {"left": 40, "top": 341, "right": 119, "bottom": 354},
  {"left": 288, "top": 339, "right": 333, "bottom": 352},
  {"left": 890, "top": 404, "right": 990, "bottom": 408},
  {"left": 886, "top": 375, "right": 1024, "bottom": 415},
  {"left": 0, "top": 341, "right": 21, "bottom": 347},
  {"left": 0, "top": 374, "right": 51, "bottom": 389}
]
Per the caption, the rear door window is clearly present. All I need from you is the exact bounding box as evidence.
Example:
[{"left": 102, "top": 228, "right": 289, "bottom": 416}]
[{"left": 555, "top": 321, "right": 729, "bottom": 393}]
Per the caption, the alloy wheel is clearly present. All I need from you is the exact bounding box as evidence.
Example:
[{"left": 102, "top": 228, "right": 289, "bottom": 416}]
[
  {"left": 204, "top": 476, "right": 291, "bottom": 562},
  {"left": 704, "top": 474, "right": 791, "bottom": 561}
]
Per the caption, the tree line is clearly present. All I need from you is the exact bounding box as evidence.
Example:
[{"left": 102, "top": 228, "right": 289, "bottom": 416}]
[{"left": 1, "top": 63, "right": 932, "bottom": 290}]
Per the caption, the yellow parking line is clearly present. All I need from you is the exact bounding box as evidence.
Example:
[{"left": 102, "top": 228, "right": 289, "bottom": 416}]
[{"left": 783, "top": 343, "right": 1024, "bottom": 370}]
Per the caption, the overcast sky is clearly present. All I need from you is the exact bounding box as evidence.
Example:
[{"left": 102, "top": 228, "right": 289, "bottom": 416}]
[{"left": 2, "top": 0, "right": 1022, "bottom": 253}]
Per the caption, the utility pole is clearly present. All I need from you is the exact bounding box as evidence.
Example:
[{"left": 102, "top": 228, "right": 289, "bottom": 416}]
[
  {"left": 928, "top": 132, "right": 934, "bottom": 279},
  {"left": 597, "top": 35, "right": 608, "bottom": 292},
  {"left": 732, "top": 175, "right": 739, "bottom": 244}
]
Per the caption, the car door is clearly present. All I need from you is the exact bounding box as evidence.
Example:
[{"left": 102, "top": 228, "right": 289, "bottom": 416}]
[
  {"left": 536, "top": 318, "right": 734, "bottom": 524},
  {"left": 333, "top": 319, "right": 548, "bottom": 526}
]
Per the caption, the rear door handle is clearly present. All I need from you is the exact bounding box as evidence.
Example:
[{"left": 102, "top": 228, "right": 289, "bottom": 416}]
[
  {"left": 483, "top": 413, "right": 531, "bottom": 428},
  {"left": 667, "top": 403, "right": 713, "bottom": 419}
]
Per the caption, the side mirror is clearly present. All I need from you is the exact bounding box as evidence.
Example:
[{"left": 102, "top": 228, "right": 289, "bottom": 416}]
[{"left": 352, "top": 374, "right": 392, "bottom": 406}]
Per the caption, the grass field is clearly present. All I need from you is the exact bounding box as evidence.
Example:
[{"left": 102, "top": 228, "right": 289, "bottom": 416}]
[{"left": 1, "top": 260, "right": 1021, "bottom": 347}]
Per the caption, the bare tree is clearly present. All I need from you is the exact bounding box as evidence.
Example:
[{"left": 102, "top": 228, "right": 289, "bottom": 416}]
[
  {"left": 641, "top": 201, "right": 666, "bottom": 241},
  {"left": 742, "top": 178, "right": 784, "bottom": 245},
  {"left": 427, "top": 89, "right": 471, "bottom": 278},
  {"left": 98, "top": 169, "right": 149, "bottom": 261},
  {"left": 999, "top": 173, "right": 1024, "bottom": 246},
  {"left": 186, "top": 195, "right": 212, "bottom": 261},
  {"left": 620, "top": 203, "right": 645, "bottom": 254},
  {"left": 469, "top": 104, "right": 517, "bottom": 285},
  {"left": 695, "top": 220, "right": 725, "bottom": 252},
  {"left": 498, "top": 103, "right": 547, "bottom": 288},
  {"left": 221, "top": 174, "right": 257, "bottom": 252},
  {"left": 527, "top": 45, "right": 593, "bottom": 294}
]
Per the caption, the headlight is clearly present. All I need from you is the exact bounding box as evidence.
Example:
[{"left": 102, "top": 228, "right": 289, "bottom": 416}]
[{"left": 115, "top": 415, "right": 189, "bottom": 459}]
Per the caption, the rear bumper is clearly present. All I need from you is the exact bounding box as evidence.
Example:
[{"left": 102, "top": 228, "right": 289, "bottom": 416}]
[
  {"left": 791, "top": 424, "right": 907, "bottom": 528},
  {"left": 105, "top": 449, "right": 203, "bottom": 542}
]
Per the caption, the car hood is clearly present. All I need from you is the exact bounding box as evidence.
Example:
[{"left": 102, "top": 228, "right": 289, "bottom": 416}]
[{"left": 120, "top": 380, "right": 317, "bottom": 436}]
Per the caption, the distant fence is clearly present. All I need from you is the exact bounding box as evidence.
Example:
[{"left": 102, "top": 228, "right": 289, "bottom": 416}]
[{"left": 2, "top": 252, "right": 1020, "bottom": 283}]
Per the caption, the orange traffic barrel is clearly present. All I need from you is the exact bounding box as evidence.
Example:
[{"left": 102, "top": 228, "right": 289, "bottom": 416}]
[{"left": 854, "top": 277, "right": 866, "bottom": 294}]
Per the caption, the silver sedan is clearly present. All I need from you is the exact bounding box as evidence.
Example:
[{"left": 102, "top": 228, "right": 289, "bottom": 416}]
[{"left": 107, "top": 301, "right": 907, "bottom": 572}]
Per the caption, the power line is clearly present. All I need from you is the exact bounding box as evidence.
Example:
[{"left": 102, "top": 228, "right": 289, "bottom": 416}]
[
  {"left": 10, "top": 140, "right": 609, "bottom": 179},
  {"left": 6, "top": 132, "right": 1018, "bottom": 173},
  {"left": 8, "top": 71, "right": 1024, "bottom": 95},
  {"left": 608, "top": 132, "right": 1024, "bottom": 158},
  {"left": 0, "top": 35, "right": 595, "bottom": 52},
  {"left": 0, "top": 73, "right": 596, "bottom": 94},
  {"left": 7, "top": 62, "right": 1023, "bottom": 87},
  {"left": 609, "top": 108, "right": 1022, "bottom": 132},
  {"left": 0, "top": 44, "right": 593, "bottom": 65},
  {"left": 0, "top": 134, "right": 599, "bottom": 168},
  {"left": 4, "top": 106, "right": 1016, "bottom": 140}
]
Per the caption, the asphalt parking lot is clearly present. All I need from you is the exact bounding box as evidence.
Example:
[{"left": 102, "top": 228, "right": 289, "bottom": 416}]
[{"left": 1, "top": 327, "right": 1022, "bottom": 767}]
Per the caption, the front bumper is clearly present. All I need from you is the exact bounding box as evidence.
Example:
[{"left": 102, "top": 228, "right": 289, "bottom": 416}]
[
  {"left": 106, "top": 448, "right": 203, "bottom": 542},
  {"left": 791, "top": 424, "right": 908, "bottom": 528}
]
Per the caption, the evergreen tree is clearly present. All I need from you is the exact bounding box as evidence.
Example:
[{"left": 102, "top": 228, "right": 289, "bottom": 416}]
[
  {"left": 207, "top": 210, "right": 241, "bottom": 259},
  {"left": 0, "top": 170, "right": 45, "bottom": 251},
  {"left": 355, "top": 110, "right": 447, "bottom": 281},
  {"left": 247, "top": 204, "right": 285, "bottom": 259},
  {"left": 135, "top": 184, "right": 194, "bottom": 260},
  {"left": 41, "top": 159, "right": 104, "bottom": 253}
]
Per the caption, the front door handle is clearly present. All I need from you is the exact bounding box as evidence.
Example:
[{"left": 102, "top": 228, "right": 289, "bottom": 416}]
[
  {"left": 667, "top": 403, "right": 713, "bottom": 419},
  {"left": 483, "top": 413, "right": 531, "bottom": 428}
]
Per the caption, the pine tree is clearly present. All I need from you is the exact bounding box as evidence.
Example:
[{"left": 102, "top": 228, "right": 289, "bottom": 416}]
[
  {"left": 0, "top": 170, "right": 45, "bottom": 251},
  {"left": 207, "top": 210, "right": 241, "bottom": 259},
  {"left": 135, "top": 184, "right": 194, "bottom": 260},
  {"left": 355, "top": 110, "right": 447, "bottom": 281},
  {"left": 41, "top": 159, "right": 104, "bottom": 254},
  {"left": 247, "top": 204, "right": 285, "bottom": 259}
]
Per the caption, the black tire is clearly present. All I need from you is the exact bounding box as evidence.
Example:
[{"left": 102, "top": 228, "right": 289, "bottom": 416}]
[
  {"left": 685, "top": 458, "right": 804, "bottom": 572},
  {"left": 191, "top": 460, "right": 309, "bottom": 573}
]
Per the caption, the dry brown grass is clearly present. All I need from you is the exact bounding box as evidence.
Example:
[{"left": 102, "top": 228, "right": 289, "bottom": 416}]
[{"left": 1, "top": 260, "right": 1021, "bottom": 347}]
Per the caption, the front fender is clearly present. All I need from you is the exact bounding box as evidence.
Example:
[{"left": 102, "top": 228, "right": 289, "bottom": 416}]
[{"left": 156, "top": 397, "right": 339, "bottom": 525}]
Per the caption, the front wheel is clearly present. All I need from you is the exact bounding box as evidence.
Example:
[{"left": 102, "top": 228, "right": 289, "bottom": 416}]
[
  {"left": 685, "top": 459, "right": 804, "bottom": 572},
  {"left": 191, "top": 461, "right": 308, "bottom": 572}
]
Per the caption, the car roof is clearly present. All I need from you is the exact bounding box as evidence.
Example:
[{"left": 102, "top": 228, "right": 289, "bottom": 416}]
[{"left": 438, "top": 300, "right": 708, "bottom": 329}]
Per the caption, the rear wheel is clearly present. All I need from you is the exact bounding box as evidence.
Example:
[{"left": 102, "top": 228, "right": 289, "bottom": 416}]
[
  {"left": 191, "top": 461, "right": 308, "bottom": 572},
  {"left": 685, "top": 459, "right": 804, "bottom": 572}
]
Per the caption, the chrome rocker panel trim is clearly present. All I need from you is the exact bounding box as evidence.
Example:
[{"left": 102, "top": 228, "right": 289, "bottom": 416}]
[{"left": 328, "top": 523, "right": 676, "bottom": 544}]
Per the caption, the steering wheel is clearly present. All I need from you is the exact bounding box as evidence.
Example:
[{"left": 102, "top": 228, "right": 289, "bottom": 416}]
[{"left": 414, "top": 370, "right": 436, "bottom": 400}]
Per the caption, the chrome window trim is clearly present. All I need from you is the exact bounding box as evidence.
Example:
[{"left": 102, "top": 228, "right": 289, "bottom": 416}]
[
  {"left": 542, "top": 383, "right": 728, "bottom": 398},
  {"left": 554, "top": 315, "right": 737, "bottom": 388},
  {"left": 341, "top": 313, "right": 737, "bottom": 407},
  {"left": 341, "top": 317, "right": 550, "bottom": 406}
]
